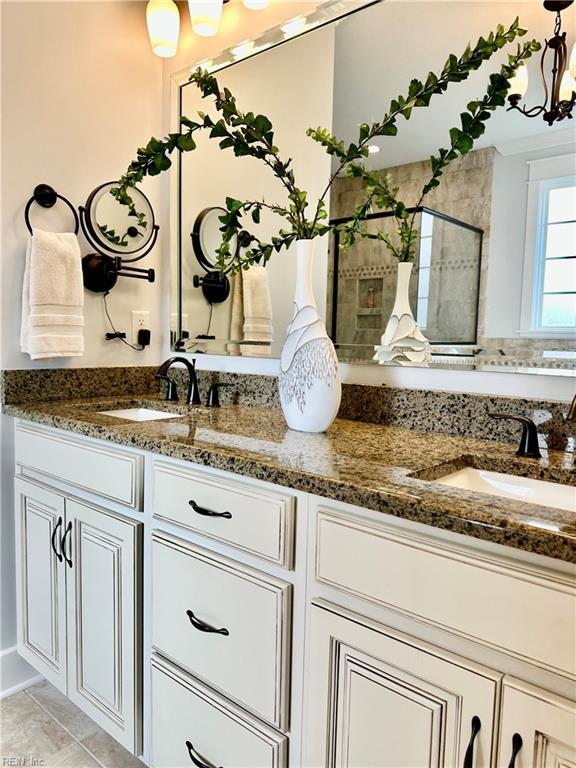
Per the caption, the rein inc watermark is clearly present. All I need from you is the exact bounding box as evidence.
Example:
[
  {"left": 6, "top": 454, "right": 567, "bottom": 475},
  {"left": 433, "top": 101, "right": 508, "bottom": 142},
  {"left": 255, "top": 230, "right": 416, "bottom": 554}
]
[{"left": 2, "top": 758, "right": 45, "bottom": 766}]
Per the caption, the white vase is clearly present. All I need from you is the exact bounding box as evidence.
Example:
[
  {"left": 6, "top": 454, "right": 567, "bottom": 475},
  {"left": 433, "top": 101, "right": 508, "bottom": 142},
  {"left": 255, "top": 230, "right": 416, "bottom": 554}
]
[
  {"left": 373, "top": 261, "right": 431, "bottom": 367},
  {"left": 279, "top": 239, "right": 341, "bottom": 432}
]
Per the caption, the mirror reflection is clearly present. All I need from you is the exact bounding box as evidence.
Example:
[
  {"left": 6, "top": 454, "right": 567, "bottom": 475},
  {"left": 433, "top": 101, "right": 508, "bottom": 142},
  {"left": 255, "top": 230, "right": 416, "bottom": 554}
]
[{"left": 174, "top": 0, "right": 576, "bottom": 374}]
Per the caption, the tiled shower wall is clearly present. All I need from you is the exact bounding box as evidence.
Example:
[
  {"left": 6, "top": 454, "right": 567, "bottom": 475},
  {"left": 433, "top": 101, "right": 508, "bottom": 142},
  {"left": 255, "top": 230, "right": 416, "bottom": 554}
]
[{"left": 327, "top": 148, "right": 494, "bottom": 359}]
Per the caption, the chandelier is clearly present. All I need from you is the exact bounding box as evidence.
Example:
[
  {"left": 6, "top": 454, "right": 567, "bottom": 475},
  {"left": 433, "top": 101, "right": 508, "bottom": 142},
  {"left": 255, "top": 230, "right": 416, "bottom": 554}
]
[{"left": 507, "top": 0, "right": 576, "bottom": 125}]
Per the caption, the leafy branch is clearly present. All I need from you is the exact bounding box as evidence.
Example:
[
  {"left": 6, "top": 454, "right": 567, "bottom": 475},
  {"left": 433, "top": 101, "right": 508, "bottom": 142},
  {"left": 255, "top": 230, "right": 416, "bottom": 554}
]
[
  {"left": 111, "top": 18, "right": 539, "bottom": 272},
  {"left": 306, "top": 18, "right": 537, "bottom": 236},
  {"left": 332, "top": 32, "right": 540, "bottom": 261}
]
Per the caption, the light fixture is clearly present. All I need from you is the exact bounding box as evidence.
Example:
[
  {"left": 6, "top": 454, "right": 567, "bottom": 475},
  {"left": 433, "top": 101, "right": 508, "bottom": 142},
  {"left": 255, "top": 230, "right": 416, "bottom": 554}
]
[
  {"left": 243, "top": 0, "right": 269, "bottom": 9},
  {"left": 507, "top": 0, "right": 575, "bottom": 125},
  {"left": 231, "top": 40, "right": 255, "bottom": 60},
  {"left": 188, "top": 0, "right": 226, "bottom": 38},
  {"left": 146, "top": 0, "right": 180, "bottom": 58},
  {"left": 281, "top": 16, "right": 307, "bottom": 39},
  {"left": 367, "top": 144, "right": 381, "bottom": 154}
]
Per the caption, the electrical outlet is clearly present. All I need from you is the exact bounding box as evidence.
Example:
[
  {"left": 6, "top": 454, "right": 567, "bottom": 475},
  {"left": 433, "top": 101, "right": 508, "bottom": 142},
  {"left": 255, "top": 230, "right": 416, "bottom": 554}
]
[{"left": 131, "top": 311, "right": 150, "bottom": 345}]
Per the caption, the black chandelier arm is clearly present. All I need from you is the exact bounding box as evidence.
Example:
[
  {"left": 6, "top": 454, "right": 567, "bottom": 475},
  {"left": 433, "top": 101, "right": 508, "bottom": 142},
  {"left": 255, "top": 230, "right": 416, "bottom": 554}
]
[{"left": 506, "top": 100, "right": 548, "bottom": 118}]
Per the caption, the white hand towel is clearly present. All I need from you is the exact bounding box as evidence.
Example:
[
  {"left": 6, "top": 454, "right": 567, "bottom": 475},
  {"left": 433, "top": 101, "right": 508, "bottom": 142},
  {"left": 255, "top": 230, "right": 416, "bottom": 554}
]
[
  {"left": 21, "top": 229, "right": 84, "bottom": 360},
  {"left": 226, "top": 271, "right": 244, "bottom": 356},
  {"left": 241, "top": 265, "right": 273, "bottom": 357}
]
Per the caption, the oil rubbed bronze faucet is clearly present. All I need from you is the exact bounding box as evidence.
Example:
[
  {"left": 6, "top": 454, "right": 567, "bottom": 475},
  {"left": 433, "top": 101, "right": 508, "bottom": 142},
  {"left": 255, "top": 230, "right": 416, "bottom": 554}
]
[
  {"left": 488, "top": 412, "right": 542, "bottom": 459},
  {"left": 156, "top": 357, "right": 201, "bottom": 405}
]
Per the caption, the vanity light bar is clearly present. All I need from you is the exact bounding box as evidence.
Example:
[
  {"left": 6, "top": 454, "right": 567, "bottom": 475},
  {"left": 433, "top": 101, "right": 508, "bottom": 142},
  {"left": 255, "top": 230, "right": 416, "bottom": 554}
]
[{"left": 189, "top": 0, "right": 368, "bottom": 74}]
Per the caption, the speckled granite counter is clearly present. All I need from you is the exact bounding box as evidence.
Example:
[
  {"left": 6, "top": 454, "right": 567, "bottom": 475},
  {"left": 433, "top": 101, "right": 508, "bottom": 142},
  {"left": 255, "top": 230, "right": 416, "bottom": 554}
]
[{"left": 4, "top": 395, "right": 575, "bottom": 563}]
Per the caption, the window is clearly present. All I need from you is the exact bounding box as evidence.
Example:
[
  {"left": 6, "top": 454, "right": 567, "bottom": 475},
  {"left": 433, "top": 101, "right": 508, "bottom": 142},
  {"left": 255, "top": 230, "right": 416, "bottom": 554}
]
[{"left": 533, "top": 178, "right": 576, "bottom": 331}]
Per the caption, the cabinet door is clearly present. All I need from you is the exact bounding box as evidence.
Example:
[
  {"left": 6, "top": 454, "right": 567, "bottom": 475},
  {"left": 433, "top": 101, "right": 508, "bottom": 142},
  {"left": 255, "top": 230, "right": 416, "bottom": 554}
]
[
  {"left": 65, "top": 499, "right": 142, "bottom": 754},
  {"left": 303, "top": 601, "right": 500, "bottom": 768},
  {"left": 497, "top": 679, "right": 576, "bottom": 768},
  {"left": 14, "top": 478, "right": 67, "bottom": 693}
]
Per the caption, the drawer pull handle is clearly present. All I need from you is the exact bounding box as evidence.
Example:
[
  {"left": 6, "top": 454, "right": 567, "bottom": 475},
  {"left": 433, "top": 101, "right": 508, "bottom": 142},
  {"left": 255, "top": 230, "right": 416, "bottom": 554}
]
[
  {"left": 506, "top": 734, "right": 523, "bottom": 768},
  {"left": 51, "top": 517, "right": 63, "bottom": 563},
  {"left": 189, "top": 500, "right": 232, "bottom": 519},
  {"left": 463, "top": 716, "right": 481, "bottom": 768},
  {"left": 186, "top": 610, "right": 229, "bottom": 636},
  {"left": 186, "top": 740, "right": 222, "bottom": 768},
  {"left": 61, "top": 521, "right": 73, "bottom": 568}
]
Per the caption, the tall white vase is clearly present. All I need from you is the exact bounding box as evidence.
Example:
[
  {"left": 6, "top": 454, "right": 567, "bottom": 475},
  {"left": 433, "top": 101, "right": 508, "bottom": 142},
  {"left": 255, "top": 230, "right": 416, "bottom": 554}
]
[
  {"left": 279, "top": 239, "right": 341, "bottom": 433},
  {"left": 373, "top": 261, "right": 431, "bottom": 367}
]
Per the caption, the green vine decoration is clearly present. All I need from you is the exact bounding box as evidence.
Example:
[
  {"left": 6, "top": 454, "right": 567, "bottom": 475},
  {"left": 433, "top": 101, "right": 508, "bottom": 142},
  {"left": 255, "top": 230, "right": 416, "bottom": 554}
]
[{"left": 113, "top": 18, "right": 538, "bottom": 272}]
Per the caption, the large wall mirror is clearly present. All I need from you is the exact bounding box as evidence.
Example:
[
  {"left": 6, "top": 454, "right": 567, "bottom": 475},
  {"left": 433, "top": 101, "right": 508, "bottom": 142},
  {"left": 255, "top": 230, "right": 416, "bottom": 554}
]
[{"left": 172, "top": 0, "right": 576, "bottom": 376}]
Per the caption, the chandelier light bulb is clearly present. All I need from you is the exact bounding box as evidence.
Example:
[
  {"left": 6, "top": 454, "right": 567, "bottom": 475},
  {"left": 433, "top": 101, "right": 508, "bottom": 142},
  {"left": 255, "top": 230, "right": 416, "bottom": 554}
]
[
  {"left": 559, "top": 69, "right": 576, "bottom": 102},
  {"left": 146, "top": 0, "right": 180, "bottom": 58},
  {"left": 509, "top": 63, "right": 529, "bottom": 98},
  {"left": 570, "top": 42, "right": 576, "bottom": 79},
  {"left": 188, "top": 0, "right": 224, "bottom": 37}
]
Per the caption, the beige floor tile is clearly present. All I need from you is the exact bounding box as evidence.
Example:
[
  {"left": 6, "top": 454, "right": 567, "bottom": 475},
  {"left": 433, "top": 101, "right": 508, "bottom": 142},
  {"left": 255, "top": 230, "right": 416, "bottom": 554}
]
[
  {"left": 80, "top": 729, "right": 143, "bottom": 768},
  {"left": 0, "top": 692, "right": 74, "bottom": 766},
  {"left": 0, "top": 691, "right": 40, "bottom": 739},
  {"left": 27, "top": 681, "right": 100, "bottom": 742},
  {"left": 45, "top": 740, "right": 102, "bottom": 768}
]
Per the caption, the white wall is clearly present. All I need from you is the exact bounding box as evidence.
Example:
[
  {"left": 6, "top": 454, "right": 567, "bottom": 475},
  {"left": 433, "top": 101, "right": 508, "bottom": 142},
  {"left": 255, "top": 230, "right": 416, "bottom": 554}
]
[{"left": 0, "top": 0, "right": 164, "bottom": 695}]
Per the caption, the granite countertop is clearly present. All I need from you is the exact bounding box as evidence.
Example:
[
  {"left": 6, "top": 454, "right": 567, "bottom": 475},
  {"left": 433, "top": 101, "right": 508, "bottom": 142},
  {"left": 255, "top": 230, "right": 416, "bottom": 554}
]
[{"left": 4, "top": 395, "right": 575, "bottom": 564}]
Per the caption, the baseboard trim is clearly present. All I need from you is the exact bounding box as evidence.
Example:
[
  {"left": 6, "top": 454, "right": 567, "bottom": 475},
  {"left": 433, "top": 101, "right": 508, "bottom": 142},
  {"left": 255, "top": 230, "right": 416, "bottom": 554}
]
[{"left": 0, "top": 645, "right": 43, "bottom": 699}]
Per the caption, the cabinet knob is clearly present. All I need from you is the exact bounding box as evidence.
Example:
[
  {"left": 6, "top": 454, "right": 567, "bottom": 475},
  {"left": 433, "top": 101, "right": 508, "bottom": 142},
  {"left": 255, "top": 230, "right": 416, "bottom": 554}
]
[
  {"left": 506, "top": 733, "right": 523, "bottom": 768},
  {"left": 61, "top": 521, "right": 73, "bottom": 568},
  {"left": 188, "top": 499, "right": 232, "bottom": 519},
  {"left": 186, "top": 609, "right": 229, "bottom": 636},
  {"left": 51, "top": 517, "right": 63, "bottom": 563},
  {"left": 463, "top": 716, "right": 481, "bottom": 768},
  {"left": 185, "top": 740, "right": 222, "bottom": 768}
]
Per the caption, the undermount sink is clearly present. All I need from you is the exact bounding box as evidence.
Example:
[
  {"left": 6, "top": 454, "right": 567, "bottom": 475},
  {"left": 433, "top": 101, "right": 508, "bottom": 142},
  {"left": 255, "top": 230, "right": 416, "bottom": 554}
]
[
  {"left": 98, "top": 407, "right": 182, "bottom": 422},
  {"left": 436, "top": 467, "right": 575, "bottom": 512}
]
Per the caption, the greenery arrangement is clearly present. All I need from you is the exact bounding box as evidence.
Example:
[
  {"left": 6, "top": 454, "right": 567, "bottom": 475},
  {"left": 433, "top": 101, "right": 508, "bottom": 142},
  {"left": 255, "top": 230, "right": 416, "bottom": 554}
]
[{"left": 113, "top": 19, "right": 539, "bottom": 271}]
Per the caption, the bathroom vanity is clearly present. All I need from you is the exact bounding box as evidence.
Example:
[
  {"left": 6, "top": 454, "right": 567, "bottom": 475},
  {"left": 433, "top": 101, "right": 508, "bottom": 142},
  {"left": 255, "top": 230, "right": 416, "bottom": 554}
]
[{"left": 7, "top": 396, "right": 576, "bottom": 768}]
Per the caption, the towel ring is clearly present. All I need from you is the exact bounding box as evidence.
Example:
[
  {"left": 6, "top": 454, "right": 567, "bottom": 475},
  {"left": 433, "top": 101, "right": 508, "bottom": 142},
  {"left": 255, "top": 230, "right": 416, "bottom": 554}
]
[{"left": 24, "top": 184, "right": 80, "bottom": 235}]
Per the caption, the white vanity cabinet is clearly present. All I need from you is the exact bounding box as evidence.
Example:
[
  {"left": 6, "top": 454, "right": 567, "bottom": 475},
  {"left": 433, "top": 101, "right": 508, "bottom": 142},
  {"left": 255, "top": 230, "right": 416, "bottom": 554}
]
[
  {"left": 14, "top": 425, "right": 143, "bottom": 755},
  {"left": 303, "top": 601, "right": 500, "bottom": 768},
  {"left": 14, "top": 479, "right": 67, "bottom": 693},
  {"left": 497, "top": 679, "right": 576, "bottom": 768},
  {"left": 11, "top": 421, "right": 576, "bottom": 768}
]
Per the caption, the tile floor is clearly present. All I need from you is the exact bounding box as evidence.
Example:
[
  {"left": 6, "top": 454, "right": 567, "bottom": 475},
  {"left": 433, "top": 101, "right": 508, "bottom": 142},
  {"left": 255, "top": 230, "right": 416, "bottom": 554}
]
[{"left": 0, "top": 681, "right": 143, "bottom": 767}]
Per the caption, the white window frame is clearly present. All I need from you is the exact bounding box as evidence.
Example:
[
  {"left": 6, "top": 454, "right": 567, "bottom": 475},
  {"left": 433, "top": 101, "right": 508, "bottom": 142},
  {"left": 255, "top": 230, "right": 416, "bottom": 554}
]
[{"left": 519, "top": 154, "right": 576, "bottom": 338}]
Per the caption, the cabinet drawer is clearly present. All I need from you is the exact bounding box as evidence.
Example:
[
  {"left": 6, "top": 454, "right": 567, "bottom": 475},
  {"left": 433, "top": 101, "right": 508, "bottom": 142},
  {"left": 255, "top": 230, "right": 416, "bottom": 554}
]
[
  {"left": 315, "top": 507, "right": 576, "bottom": 680},
  {"left": 153, "top": 462, "right": 295, "bottom": 567},
  {"left": 151, "top": 656, "right": 287, "bottom": 768},
  {"left": 152, "top": 532, "right": 291, "bottom": 729},
  {"left": 15, "top": 423, "right": 143, "bottom": 509}
]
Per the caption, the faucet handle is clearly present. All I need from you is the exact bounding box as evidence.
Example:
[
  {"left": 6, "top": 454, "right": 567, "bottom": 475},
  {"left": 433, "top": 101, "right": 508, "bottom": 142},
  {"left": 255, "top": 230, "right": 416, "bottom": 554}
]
[{"left": 206, "top": 383, "right": 232, "bottom": 408}]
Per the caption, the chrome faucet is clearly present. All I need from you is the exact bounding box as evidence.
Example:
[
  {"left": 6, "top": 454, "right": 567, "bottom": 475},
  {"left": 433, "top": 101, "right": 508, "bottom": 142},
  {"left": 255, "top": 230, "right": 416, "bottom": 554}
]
[
  {"left": 488, "top": 412, "right": 542, "bottom": 459},
  {"left": 156, "top": 357, "right": 201, "bottom": 405}
]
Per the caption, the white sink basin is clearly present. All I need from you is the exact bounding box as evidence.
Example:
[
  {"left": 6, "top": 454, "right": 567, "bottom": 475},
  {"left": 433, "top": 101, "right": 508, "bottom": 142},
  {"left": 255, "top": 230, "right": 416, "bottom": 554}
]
[
  {"left": 436, "top": 468, "right": 575, "bottom": 512},
  {"left": 98, "top": 407, "right": 182, "bottom": 422}
]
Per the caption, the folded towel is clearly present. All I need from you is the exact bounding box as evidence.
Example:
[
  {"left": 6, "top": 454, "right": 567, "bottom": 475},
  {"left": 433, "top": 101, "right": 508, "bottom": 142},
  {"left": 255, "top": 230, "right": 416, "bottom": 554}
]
[
  {"left": 241, "top": 265, "right": 273, "bottom": 357},
  {"left": 226, "top": 265, "right": 273, "bottom": 357},
  {"left": 21, "top": 229, "right": 84, "bottom": 360},
  {"left": 226, "top": 270, "right": 244, "bottom": 356}
]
